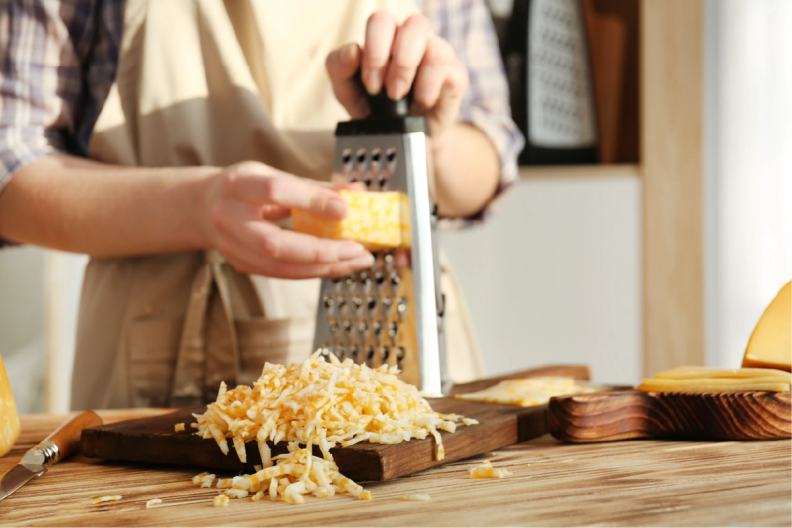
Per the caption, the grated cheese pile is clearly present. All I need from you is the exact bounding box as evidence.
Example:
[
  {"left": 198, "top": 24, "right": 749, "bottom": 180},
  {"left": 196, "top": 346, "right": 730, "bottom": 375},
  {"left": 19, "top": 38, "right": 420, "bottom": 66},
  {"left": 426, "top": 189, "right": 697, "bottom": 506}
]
[
  {"left": 456, "top": 377, "right": 596, "bottom": 407},
  {"left": 469, "top": 460, "right": 512, "bottom": 479},
  {"left": 191, "top": 350, "right": 475, "bottom": 504}
]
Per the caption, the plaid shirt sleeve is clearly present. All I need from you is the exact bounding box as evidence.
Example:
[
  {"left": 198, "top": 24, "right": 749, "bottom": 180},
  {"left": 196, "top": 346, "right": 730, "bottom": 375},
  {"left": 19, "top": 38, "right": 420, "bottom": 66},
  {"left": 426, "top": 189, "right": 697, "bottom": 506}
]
[
  {"left": 0, "top": 1, "right": 122, "bottom": 194},
  {"left": 418, "top": 0, "right": 525, "bottom": 229}
]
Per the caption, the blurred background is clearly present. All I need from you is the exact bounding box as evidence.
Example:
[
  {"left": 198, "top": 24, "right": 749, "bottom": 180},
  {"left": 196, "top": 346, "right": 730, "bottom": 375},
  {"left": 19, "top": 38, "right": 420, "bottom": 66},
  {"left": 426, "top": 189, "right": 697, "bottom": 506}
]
[{"left": 1, "top": 0, "right": 790, "bottom": 414}]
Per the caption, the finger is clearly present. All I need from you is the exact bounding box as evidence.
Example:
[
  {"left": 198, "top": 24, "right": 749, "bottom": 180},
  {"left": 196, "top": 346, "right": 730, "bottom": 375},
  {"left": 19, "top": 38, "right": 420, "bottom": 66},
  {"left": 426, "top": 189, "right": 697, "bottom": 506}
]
[
  {"left": 362, "top": 11, "right": 397, "bottom": 94},
  {"left": 326, "top": 43, "right": 368, "bottom": 118},
  {"left": 412, "top": 36, "right": 452, "bottom": 110},
  {"left": 233, "top": 171, "right": 349, "bottom": 220},
  {"left": 244, "top": 221, "right": 374, "bottom": 265},
  {"left": 259, "top": 204, "right": 291, "bottom": 221},
  {"left": 386, "top": 14, "right": 432, "bottom": 100},
  {"left": 235, "top": 252, "right": 374, "bottom": 280}
]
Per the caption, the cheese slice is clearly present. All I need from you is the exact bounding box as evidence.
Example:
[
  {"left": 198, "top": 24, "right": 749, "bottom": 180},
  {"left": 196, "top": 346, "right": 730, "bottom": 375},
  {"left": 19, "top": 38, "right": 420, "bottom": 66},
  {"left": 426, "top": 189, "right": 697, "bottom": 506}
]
[
  {"left": 292, "top": 190, "right": 410, "bottom": 250},
  {"left": 638, "top": 378, "right": 791, "bottom": 393},
  {"left": 742, "top": 281, "right": 791, "bottom": 372},
  {"left": 0, "top": 354, "right": 21, "bottom": 458},
  {"left": 455, "top": 377, "right": 596, "bottom": 407},
  {"left": 655, "top": 366, "right": 791, "bottom": 383}
]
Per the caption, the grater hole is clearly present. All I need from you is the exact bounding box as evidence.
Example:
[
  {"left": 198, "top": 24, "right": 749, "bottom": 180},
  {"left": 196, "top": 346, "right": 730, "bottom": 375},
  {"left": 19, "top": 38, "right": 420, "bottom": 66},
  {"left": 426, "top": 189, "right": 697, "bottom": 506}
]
[
  {"left": 356, "top": 148, "right": 367, "bottom": 167},
  {"left": 381, "top": 347, "right": 390, "bottom": 362},
  {"left": 396, "top": 347, "right": 406, "bottom": 363},
  {"left": 386, "top": 148, "right": 396, "bottom": 162},
  {"left": 366, "top": 347, "right": 375, "bottom": 366},
  {"left": 370, "top": 148, "right": 381, "bottom": 164},
  {"left": 342, "top": 149, "right": 352, "bottom": 164}
]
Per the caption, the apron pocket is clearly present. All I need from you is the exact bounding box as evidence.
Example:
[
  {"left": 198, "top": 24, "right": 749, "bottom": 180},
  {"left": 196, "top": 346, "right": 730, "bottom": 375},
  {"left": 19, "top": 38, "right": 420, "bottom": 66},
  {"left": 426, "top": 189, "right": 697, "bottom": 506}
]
[
  {"left": 126, "top": 317, "right": 184, "bottom": 407},
  {"left": 236, "top": 316, "right": 316, "bottom": 385}
]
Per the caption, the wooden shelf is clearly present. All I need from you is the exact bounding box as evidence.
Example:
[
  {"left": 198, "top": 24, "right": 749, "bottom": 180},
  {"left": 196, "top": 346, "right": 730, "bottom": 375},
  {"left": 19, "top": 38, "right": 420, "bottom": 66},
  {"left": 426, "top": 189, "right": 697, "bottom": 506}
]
[{"left": 518, "top": 164, "right": 640, "bottom": 180}]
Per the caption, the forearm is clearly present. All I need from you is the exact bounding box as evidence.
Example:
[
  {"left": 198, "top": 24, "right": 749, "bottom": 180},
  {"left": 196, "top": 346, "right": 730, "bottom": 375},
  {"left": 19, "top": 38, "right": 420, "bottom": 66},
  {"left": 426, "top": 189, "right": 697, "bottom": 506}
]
[
  {"left": 0, "top": 154, "right": 213, "bottom": 256},
  {"left": 430, "top": 123, "right": 500, "bottom": 218}
]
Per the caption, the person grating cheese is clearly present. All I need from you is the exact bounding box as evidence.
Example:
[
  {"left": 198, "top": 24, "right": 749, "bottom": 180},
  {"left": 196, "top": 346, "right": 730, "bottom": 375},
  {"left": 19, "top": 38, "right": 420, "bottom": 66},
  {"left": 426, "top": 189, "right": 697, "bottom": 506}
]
[{"left": 191, "top": 350, "right": 476, "bottom": 504}]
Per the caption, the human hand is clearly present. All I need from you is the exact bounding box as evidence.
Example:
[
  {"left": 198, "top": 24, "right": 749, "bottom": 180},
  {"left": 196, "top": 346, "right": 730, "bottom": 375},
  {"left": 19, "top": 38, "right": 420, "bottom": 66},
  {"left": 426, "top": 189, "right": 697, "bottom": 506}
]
[
  {"left": 204, "top": 162, "right": 374, "bottom": 279},
  {"left": 326, "top": 11, "right": 468, "bottom": 138}
]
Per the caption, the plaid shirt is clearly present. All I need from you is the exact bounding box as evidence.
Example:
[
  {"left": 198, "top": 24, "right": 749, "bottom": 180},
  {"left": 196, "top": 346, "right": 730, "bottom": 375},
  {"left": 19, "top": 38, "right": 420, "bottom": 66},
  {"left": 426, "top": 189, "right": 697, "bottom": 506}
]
[{"left": 0, "top": 0, "right": 522, "bottom": 229}]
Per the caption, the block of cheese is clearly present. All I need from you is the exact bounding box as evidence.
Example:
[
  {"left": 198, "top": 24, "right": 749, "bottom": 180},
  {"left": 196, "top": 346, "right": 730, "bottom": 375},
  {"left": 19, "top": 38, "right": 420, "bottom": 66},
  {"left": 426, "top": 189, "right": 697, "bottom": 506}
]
[
  {"left": 655, "top": 366, "right": 791, "bottom": 382},
  {"left": 638, "top": 378, "right": 791, "bottom": 393},
  {"left": 742, "top": 281, "right": 791, "bottom": 372},
  {"left": 0, "top": 353, "right": 21, "bottom": 457},
  {"left": 292, "top": 190, "right": 410, "bottom": 250}
]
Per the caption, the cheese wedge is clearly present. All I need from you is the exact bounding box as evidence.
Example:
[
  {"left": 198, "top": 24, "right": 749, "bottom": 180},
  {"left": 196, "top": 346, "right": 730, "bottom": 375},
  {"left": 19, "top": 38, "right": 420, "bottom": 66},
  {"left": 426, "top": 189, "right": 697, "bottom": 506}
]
[
  {"left": 655, "top": 366, "right": 791, "bottom": 383},
  {"left": 742, "top": 281, "right": 791, "bottom": 372},
  {"left": 292, "top": 190, "right": 410, "bottom": 250},
  {"left": 0, "top": 354, "right": 21, "bottom": 458},
  {"left": 638, "top": 378, "right": 791, "bottom": 393}
]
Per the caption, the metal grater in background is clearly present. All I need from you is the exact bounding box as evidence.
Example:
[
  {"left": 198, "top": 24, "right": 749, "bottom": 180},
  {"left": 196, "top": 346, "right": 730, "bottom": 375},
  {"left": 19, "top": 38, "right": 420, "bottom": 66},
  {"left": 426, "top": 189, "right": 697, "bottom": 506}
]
[
  {"left": 503, "top": 0, "right": 599, "bottom": 165},
  {"left": 311, "top": 82, "right": 449, "bottom": 397}
]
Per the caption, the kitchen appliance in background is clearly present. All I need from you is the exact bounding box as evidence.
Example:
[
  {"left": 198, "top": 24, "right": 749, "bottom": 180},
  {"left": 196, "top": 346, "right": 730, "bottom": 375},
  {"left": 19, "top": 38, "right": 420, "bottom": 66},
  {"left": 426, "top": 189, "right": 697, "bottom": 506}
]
[
  {"left": 310, "top": 81, "right": 448, "bottom": 397},
  {"left": 502, "top": 0, "right": 600, "bottom": 165}
]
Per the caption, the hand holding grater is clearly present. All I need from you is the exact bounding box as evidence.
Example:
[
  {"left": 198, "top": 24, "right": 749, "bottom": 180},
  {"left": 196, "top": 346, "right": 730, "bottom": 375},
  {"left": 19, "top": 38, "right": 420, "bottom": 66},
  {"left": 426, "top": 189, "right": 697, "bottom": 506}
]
[{"left": 311, "top": 77, "right": 449, "bottom": 397}]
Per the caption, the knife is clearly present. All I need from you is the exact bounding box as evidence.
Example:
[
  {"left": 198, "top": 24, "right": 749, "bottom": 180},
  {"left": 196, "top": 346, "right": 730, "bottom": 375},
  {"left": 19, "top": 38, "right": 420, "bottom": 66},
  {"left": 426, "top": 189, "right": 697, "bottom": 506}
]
[{"left": 0, "top": 410, "right": 103, "bottom": 502}]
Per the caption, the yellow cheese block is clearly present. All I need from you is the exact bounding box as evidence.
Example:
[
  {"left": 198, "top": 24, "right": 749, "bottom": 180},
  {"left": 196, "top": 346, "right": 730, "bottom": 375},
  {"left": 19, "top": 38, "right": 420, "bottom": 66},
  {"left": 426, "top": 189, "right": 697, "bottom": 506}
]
[
  {"left": 638, "top": 378, "right": 791, "bottom": 393},
  {"left": 655, "top": 365, "right": 791, "bottom": 383},
  {"left": 0, "top": 353, "right": 21, "bottom": 457},
  {"left": 742, "top": 281, "right": 791, "bottom": 372},
  {"left": 292, "top": 190, "right": 410, "bottom": 250}
]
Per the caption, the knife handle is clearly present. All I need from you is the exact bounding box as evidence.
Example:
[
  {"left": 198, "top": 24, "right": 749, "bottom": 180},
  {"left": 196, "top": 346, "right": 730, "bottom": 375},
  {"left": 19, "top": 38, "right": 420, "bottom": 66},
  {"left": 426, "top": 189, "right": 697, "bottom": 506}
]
[{"left": 40, "top": 411, "right": 103, "bottom": 464}]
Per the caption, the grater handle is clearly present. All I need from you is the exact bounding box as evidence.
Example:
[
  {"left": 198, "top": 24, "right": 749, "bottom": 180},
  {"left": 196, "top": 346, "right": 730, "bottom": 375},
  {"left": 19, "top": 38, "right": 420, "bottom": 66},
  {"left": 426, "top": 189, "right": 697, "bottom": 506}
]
[{"left": 354, "top": 71, "right": 412, "bottom": 118}]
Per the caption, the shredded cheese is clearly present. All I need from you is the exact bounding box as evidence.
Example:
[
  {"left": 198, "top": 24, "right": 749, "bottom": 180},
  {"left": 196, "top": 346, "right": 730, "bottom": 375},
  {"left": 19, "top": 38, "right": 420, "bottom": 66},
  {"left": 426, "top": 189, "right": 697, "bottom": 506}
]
[
  {"left": 92, "top": 495, "right": 122, "bottom": 504},
  {"left": 191, "top": 350, "right": 476, "bottom": 504},
  {"left": 174, "top": 423, "right": 185, "bottom": 432},
  {"left": 212, "top": 495, "right": 229, "bottom": 507},
  {"left": 398, "top": 494, "right": 431, "bottom": 502},
  {"left": 469, "top": 460, "right": 512, "bottom": 479},
  {"left": 145, "top": 498, "right": 162, "bottom": 509},
  {"left": 456, "top": 377, "right": 596, "bottom": 407}
]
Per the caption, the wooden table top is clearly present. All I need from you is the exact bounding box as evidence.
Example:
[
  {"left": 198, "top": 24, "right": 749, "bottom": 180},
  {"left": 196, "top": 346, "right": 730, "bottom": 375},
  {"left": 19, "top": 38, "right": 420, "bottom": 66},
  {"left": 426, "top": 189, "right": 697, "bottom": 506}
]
[{"left": 1, "top": 409, "right": 790, "bottom": 527}]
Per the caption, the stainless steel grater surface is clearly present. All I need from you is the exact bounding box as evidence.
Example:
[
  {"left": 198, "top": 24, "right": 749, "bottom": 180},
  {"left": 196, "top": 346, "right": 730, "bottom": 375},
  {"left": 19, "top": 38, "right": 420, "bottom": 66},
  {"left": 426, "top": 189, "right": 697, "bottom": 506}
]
[{"left": 312, "top": 91, "right": 448, "bottom": 397}]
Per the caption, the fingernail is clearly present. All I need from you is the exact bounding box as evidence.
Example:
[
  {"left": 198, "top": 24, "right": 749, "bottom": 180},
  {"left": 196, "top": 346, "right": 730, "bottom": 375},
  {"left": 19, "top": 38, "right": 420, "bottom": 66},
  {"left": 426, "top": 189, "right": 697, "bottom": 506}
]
[
  {"left": 366, "top": 70, "right": 381, "bottom": 94},
  {"left": 341, "top": 44, "right": 356, "bottom": 65},
  {"left": 339, "top": 243, "right": 367, "bottom": 260},
  {"left": 326, "top": 198, "right": 347, "bottom": 218},
  {"left": 392, "top": 79, "right": 407, "bottom": 100},
  {"left": 352, "top": 253, "right": 376, "bottom": 268}
]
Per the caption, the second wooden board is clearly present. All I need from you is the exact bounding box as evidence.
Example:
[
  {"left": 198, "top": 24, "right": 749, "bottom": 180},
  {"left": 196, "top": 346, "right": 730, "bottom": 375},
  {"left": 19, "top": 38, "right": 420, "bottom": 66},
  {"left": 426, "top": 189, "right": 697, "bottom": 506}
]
[{"left": 548, "top": 390, "right": 792, "bottom": 442}]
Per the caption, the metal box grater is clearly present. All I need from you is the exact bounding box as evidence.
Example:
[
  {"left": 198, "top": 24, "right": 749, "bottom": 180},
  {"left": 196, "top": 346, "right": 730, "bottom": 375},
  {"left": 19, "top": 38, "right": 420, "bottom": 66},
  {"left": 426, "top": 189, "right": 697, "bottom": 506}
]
[{"left": 311, "top": 89, "right": 448, "bottom": 397}]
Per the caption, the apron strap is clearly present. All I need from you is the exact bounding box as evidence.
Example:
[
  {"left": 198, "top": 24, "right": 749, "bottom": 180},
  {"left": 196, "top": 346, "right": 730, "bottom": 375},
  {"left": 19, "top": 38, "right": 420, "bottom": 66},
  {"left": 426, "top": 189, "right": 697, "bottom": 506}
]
[{"left": 169, "top": 250, "right": 242, "bottom": 406}]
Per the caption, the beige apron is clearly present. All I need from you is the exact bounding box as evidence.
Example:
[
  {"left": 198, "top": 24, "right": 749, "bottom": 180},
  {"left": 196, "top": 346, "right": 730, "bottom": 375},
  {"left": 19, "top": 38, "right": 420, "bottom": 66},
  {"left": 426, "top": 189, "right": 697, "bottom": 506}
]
[{"left": 71, "top": 0, "right": 484, "bottom": 410}]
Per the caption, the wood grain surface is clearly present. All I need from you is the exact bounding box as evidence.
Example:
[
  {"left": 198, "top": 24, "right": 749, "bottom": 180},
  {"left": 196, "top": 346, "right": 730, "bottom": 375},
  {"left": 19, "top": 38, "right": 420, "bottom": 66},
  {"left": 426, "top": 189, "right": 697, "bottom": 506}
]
[
  {"left": 548, "top": 390, "right": 792, "bottom": 442},
  {"left": 1, "top": 411, "right": 789, "bottom": 527},
  {"left": 81, "top": 366, "right": 591, "bottom": 481}
]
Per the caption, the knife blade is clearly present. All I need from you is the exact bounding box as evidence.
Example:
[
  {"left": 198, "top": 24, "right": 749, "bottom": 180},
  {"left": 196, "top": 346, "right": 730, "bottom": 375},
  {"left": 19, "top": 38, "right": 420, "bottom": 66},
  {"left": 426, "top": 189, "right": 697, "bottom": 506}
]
[{"left": 0, "top": 410, "right": 102, "bottom": 502}]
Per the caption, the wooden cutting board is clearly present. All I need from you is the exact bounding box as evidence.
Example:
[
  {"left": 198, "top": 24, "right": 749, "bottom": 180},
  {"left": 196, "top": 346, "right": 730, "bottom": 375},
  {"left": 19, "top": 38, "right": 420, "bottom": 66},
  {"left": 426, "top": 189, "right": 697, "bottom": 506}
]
[
  {"left": 81, "top": 365, "right": 588, "bottom": 482},
  {"left": 548, "top": 390, "right": 792, "bottom": 442}
]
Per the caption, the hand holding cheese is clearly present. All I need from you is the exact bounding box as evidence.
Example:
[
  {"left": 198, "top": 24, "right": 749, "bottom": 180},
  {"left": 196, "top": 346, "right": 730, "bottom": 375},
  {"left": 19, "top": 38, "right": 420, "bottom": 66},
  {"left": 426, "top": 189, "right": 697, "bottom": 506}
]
[
  {"left": 0, "top": 353, "right": 21, "bottom": 458},
  {"left": 293, "top": 190, "right": 410, "bottom": 250}
]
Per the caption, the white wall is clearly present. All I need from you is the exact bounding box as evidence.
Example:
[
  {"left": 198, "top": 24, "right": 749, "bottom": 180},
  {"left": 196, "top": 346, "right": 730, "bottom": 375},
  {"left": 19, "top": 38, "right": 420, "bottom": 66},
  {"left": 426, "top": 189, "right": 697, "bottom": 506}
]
[
  {"left": 704, "top": 0, "right": 792, "bottom": 368},
  {"left": 441, "top": 175, "right": 642, "bottom": 386},
  {"left": 0, "top": 247, "right": 47, "bottom": 413}
]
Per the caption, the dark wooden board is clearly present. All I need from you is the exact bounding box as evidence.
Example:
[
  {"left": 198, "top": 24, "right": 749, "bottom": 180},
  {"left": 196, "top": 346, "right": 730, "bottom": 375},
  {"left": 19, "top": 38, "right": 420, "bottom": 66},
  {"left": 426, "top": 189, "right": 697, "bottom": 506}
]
[
  {"left": 548, "top": 390, "right": 792, "bottom": 442},
  {"left": 82, "top": 365, "right": 589, "bottom": 481}
]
